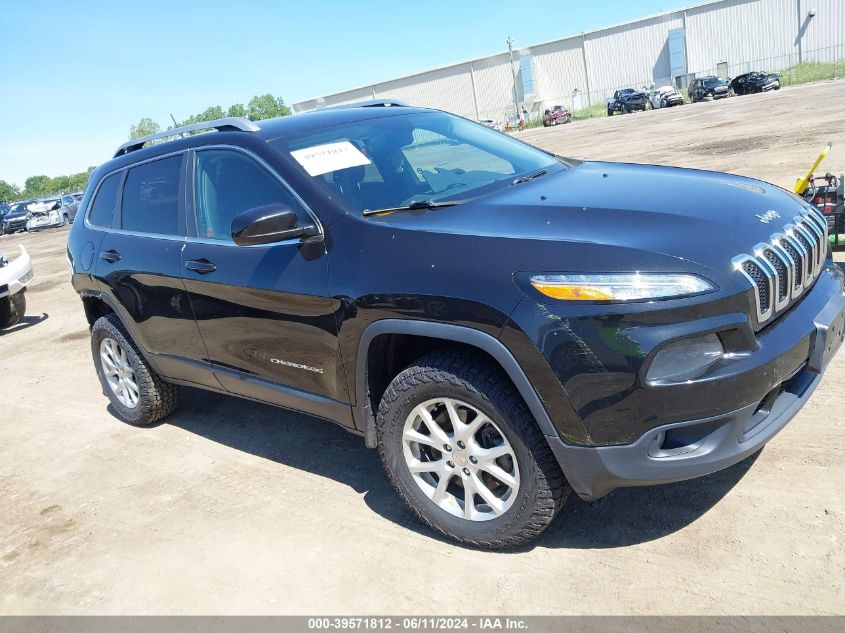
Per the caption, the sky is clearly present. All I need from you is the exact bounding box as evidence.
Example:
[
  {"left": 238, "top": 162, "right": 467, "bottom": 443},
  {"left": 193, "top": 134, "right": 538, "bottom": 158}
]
[{"left": 0, "top": 0, "right": 697, "bottom": 189}]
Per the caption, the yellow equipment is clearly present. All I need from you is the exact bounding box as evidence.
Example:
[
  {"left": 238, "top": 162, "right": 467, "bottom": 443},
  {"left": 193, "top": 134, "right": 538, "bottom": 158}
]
[{"left": 794, "top": 142, "right": 832, "bottom": 195}]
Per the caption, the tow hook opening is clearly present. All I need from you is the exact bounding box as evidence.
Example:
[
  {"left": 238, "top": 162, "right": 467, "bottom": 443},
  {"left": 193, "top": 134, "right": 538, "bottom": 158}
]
[{"left": 648, "top": 419, "right": 729, "bottom": 458}]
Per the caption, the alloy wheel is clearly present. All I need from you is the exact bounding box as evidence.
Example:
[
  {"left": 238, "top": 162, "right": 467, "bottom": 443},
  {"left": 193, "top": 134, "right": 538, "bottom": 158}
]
[
  {"left": 402, "top": 398, "right": 520, "bottom": 521},
  {"left": 100, "top": 337, "right": 140, "bottom": 409}
]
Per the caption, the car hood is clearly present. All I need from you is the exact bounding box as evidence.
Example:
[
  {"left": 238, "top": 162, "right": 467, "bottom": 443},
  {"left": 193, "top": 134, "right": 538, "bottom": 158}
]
[{"left": 375, "top": 162, "right": 811, "bottom": 284}]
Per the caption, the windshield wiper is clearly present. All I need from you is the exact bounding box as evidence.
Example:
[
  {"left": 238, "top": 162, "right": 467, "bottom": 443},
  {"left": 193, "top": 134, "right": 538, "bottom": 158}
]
[
  {"left": 363, "top": 200, "right": 460, "bottom": 216},
  {"left": 511, "top": 169, "right": 547, "bottom": 185}
]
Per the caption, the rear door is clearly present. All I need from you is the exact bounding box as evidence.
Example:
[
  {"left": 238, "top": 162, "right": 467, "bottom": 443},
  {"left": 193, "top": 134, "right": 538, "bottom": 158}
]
[
  {"left": 94, "top": 152, "right": 219, "bottom": 388},
  {"left": 181, "top": 146, "right": 350, "bottom": 425}
]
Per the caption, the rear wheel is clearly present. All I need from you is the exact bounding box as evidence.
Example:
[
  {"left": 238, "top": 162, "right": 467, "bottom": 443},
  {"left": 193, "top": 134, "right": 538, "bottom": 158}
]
[
  {"left": 376, "top": 350, "right": 569, "bottom": 549},
  {"left": 90, "top": 314, "right": 179, "bottom": 426},
  {"left": 0, "top": 290, "right": 26, "bottom": 329}
]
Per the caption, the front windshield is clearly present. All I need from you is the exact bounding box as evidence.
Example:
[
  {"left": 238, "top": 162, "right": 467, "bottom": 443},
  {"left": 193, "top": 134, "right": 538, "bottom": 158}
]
[
  {"left": 274, "top": 111, "right": 560, "bottom": 214},
  {"left": 704, "top": 78, "right": 726, "bottom": 87}
]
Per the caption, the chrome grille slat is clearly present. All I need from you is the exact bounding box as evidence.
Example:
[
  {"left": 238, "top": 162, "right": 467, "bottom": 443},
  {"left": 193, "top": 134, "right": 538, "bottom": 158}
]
[{"left": 735, "top": 206, "right": 829, "bottom": 327}]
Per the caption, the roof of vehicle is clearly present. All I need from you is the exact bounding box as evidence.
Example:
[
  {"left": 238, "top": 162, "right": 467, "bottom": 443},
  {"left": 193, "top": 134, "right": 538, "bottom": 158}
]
[{"left": 102, "top": 102, "right": 437, "bottom": 173}]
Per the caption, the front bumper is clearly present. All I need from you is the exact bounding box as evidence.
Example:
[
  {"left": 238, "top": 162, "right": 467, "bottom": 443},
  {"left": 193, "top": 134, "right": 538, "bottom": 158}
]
[
  {"left": 26, "top": 212, "right": 61, "bottom": 231},
  {"left": 547, "top": 283, "right": 845, "bottom": 500},
  {"left": 550, "top": 365, "right": 820, "bottom": 500},
  {"left": 0, "top": 246, "right": 34, "bottom": 298},
  {"left": 2, "top": 219, "right": 28, "bottom": 233}
]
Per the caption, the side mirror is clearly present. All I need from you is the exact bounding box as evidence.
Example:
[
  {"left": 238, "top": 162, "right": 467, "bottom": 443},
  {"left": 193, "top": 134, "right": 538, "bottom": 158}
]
[{"left": 231, "top": 204, "right": 317, "bottom": 246}]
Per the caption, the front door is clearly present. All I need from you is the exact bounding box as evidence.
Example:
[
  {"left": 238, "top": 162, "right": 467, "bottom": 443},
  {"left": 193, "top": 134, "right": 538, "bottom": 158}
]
[{"left": 180, "top": 147, "right": 351, "bottom": 425}]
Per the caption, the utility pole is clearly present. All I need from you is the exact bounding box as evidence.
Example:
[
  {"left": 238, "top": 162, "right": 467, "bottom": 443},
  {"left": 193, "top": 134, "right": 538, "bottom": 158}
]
[{"left": 507, "top": 36, "right": 520, "bottom": 118}]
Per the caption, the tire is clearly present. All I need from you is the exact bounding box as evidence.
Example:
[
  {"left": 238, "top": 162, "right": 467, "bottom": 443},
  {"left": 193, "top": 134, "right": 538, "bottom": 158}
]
[
  {"left": 607, "top": 107, "right": 613, "bottom": 117},
  {"left": 376, "top": 350, "right": 569, "bottom": 549},
  {"left": 61, "top": 214, "right": 68, "bottom": 226},
  {"left": 621, "top": 104, "right": 628, "bottom": 114},
  {"left": 90, "top": 313, "right": 178, "bottom": 426},
  {"left": 0, "top": 290, "right": 26, "bottom": 329}
]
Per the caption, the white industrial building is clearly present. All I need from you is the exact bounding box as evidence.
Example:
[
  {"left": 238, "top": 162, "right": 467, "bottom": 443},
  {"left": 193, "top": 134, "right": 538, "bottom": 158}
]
[{"left": 293, "top": 0, "right": 844, "bottom": 122}]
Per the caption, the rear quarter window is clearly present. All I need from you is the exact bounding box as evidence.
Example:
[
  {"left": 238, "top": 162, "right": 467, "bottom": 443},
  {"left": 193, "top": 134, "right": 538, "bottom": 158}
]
[
  {"left": 87, "top": 172, "right": 122, "bottom": 227},
  {"left": 121, "top": 155, "right": 183, "bottom": 235}
]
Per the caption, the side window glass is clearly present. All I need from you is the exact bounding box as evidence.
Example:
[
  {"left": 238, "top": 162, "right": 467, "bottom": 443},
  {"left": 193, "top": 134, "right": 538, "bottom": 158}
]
[
  {"left": 194, "top": 149, "right": 304, "bottom": 241},
  {"left": 121, "top": 155, "right": 183, "bottom": 235},
  {"left": 87, "top": 172, "right": 122, "bottom": 227}
]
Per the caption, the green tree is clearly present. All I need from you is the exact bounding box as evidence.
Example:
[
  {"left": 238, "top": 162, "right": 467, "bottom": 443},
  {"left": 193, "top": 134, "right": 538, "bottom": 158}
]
[
  {"left": 247, "top": 94, "right": 291, "bottom": 121},
  {"left": 24, "top": 175, "right": 51, "bottom": 197},
  {"left": 0, "top": 180, "right": 20, "bottom": 202},
  {"left": 129, "top": 117, "right": 161, "bottom": 140},
  {"left": 227, "top": 103, "right": 246, "bottom": 118}
]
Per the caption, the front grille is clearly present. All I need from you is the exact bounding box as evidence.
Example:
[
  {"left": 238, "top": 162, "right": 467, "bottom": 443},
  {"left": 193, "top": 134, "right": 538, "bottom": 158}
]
[
  {"left": 762, "top": 248, "right": 788, "bottom": 303},
  {"left": 734, "top": 206, "right": 828, "bottom": 326},
  {"left": 742, "top": 260, "right": 770, "bottom": 314}
]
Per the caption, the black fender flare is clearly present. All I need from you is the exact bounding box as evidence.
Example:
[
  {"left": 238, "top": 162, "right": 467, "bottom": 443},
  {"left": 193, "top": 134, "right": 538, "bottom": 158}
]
[
  {"left": 79, "top": 290, "right": 162, "bottom": 371},
  {"left": 355, "top": 319, "right": 561, "bottom": 448}
]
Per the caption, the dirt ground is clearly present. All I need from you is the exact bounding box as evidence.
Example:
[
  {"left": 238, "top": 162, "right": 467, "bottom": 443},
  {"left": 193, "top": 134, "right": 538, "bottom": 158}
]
[{"left": 1, "top": 80, "right": 844, "bottom": 616}]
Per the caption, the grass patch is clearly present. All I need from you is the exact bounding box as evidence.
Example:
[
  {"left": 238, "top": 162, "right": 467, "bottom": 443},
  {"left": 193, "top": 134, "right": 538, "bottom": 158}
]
[
  {"left": 779, "top": 60, "right": 844, "bottom": 87},
  {"left": 571, "top": 103, "right": 607, "bottom": 120}
]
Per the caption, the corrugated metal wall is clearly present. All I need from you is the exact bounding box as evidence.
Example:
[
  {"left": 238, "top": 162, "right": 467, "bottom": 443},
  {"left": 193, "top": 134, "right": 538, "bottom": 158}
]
[
  {"left": 800, "top": 0, "right": 845, "bottom": 62},
  {"left": 685, "top": 0, "right": 797, "bottom": 76},
  {"left": 584, "top": 12, "right": 684, "bottom": 101},
  {"left": 294, "top": 0, "right": 845, "bottom": 120},
  {"left": 528, "top": 37, "right": 588, "bottom": 110}
]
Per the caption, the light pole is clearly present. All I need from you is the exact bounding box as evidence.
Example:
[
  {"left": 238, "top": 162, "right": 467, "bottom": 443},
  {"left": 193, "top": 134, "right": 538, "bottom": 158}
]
[{"left": 507, "top": 36, "right": 520, "bottom": 118}]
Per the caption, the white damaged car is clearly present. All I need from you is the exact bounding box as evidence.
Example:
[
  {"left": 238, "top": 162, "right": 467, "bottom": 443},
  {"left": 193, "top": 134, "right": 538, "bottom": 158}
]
[
  {"left": 0, "top": 246, "right": 34, "bottom": 329},
  {"left": 26, "top": 197, "right": 64, "bottom": 232}
]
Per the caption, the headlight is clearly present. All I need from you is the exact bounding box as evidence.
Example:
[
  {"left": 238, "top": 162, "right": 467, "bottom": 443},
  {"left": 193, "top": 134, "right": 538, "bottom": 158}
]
[
  {"left": 646, "top": 333, "right": 724, "bottom": 383},
  {"left": 529, "top": 273, "right": 715, "bottom": 302}
]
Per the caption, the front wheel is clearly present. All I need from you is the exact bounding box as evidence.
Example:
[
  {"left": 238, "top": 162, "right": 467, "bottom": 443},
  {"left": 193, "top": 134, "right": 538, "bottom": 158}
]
[
  {"left": 0, "top": 291, "right": 26, "bottom": 329},
  {"left": 376, "top": 350, "right": 569, "bottom": 549},
  {"left": 90, "top": 314, "right": 179, "bottom": 426}
]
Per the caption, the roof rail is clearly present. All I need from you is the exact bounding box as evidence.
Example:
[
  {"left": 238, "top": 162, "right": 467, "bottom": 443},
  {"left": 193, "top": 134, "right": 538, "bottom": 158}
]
[
  {"left": 326, "top": 99, "right": 412, "bottom": 111},
  {"left": 114, "top": 117, "right": 261, "bottom": 157}
]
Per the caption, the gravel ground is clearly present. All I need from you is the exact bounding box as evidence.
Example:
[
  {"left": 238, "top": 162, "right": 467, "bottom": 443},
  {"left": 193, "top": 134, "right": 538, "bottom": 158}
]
[{"left": 1, "top": 80, "right": 844, "bottom": 615}]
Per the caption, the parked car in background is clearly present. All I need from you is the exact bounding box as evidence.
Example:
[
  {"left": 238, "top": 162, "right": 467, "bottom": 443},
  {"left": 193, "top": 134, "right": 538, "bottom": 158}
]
[
  {"left": 543, "top": 105, "right": 571, "bottom": 126},
  {"left": 1, "top": 201, "right": 32, "bottom": 234},
  {"left": 478, "top": 119, "right": 499, "bottom": 131},
  {"left": 730, "top": 71, "right": 781, "bottom": 95},
  {"left": 607, "top": 88, "right": 648, "bottom": 115},
  {"left": 26, "top": 196, "right": 64, "bottom": 232},
  {"left": 689, "top": 76, "right": 730, "bottom": 102},
  {"left": 58, "top": 193, "right": 81, "bottom": 223},
  {"left": 649, "top": 85, "right": 685, "bottom": 109},
  {"left": 0, "top": 245, "right": 33, "bottom": 329}
]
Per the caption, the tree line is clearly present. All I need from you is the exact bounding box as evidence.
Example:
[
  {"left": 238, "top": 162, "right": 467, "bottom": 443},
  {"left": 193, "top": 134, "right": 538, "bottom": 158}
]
[
  {"left": 1, "top": 94, "right": 292, "bottom": 203},
  {"left": 129, "top": 94, "right": 292, "bottom": 140},
  {"left": 0, "top": 169, "right": 94, "bottom": 204}
]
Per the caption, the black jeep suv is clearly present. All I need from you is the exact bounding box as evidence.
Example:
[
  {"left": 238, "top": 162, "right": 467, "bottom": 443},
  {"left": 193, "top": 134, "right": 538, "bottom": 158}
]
[{"left": 68, "top": 103, "right": 845, "bottom": 549}]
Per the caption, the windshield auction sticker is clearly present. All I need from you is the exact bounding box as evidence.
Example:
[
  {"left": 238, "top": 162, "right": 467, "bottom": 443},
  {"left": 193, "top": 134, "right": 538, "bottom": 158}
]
[{"left": 291, "top": 141, "right": 371, "bottom": 177}]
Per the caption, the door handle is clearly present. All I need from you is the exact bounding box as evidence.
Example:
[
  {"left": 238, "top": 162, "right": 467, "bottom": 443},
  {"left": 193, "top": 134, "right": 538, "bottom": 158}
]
[
  {"left": 99, "top": 249, "right": 121, "bottom": 263},
  {"left": 185, "top": 259, "right": 217, "bottom": 274}
]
